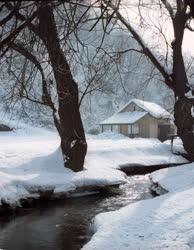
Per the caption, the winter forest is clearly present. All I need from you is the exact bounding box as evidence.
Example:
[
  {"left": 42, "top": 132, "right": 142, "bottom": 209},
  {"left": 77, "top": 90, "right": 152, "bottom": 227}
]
[{"left": 0, "top": 1, "right": 194, "bottom": 249}]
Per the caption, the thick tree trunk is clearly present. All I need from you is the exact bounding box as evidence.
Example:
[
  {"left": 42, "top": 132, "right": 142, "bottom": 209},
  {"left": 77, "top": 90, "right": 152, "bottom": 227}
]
[
  {"left": 38, "top": 3, "right": 87, "bottom": 171},
  {"left": 174, "top": 97, "right": 194, "bottom": 160},
  {"left": 171, "top": 10, "right": 194, "bottom": 160}
]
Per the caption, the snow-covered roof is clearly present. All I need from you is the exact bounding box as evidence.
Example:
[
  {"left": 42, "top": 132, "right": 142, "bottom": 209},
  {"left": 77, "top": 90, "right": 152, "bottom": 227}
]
[
  {"left": 118, "top": 99, "right": 171, "bottom": 119},
  {"left": 100, "top": 112, "right": 147, "bottom": 125}
]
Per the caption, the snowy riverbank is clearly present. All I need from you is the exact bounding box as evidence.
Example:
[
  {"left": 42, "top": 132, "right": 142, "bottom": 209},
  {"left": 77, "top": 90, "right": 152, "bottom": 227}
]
[
  {"left": 0, "top": 129, "right": 127, "bottom": 208},
  {"left": 83, "top": 162, "right": 194, "bottom": 250},
  {"left": 0, "top": 128, "right": 187, "bottom": 209},
  {"left": 86, "top": 132, "right": 188, "bottom": 170}
]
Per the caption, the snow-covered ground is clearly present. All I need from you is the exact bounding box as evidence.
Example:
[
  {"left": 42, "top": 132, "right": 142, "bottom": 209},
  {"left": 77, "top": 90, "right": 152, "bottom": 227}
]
[
  {"left": 164, "top": 137, "right": 187, "bottom": 155},
  {"left": 0, "top": 129, "right": 127, "bottom": 207},
  {"left": 86, "top": 132, "right": 187, "bottom": 170},
  {"left": 83, "top": 147, "right": 194, "bottom": 250},
  {"left": 0, "top": 129, "right": 187, "bottom": 208},
  {"left": 1, "top": 127, "right": 193, "bottom": 249}
]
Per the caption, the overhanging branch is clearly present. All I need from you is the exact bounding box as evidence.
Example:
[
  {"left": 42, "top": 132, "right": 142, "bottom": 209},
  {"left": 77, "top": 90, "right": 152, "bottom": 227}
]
[
  {"left": 0, "top": 10, "right": 37, "bottom": 53},
  {"left": 10, "top": 42, "right": 55, "bottom": 110},
  {"left": 103, "top": 1, "right": 174, "bottom": 90}
]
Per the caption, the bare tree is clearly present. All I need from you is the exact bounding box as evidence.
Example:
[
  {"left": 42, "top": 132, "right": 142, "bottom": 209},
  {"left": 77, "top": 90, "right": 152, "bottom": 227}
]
[
  {"left": 0, "top": 1, "right": 89, "bottom": 171},
  {"left": 100, "top": 0, "right": 194, "bottom": 159}
]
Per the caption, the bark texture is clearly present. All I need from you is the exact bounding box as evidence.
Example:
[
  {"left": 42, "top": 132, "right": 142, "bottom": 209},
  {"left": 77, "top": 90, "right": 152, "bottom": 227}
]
[
  {"left": 171, "top": 5, "right": 194, "bottom": 160},
  {"left": 174, "top": 97, "right": 194, "bottom": 160},
  {"left": 38, "top": 3, "right": 87, "bottom": 171}
]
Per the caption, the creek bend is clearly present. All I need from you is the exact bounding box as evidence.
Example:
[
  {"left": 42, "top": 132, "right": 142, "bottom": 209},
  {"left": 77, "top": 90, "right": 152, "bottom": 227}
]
[{"left": 0, "top": 175, "right": 153, "bottom": 250}]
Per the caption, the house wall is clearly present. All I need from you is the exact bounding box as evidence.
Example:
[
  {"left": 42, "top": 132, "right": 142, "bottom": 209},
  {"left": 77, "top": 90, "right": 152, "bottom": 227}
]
[
  {"left": 101, "top": 124, "right": 121, "bottom": 133},
  {"left": 102, "top": 115, "right": 157, "bottom": 138},
  {"left": 157, "top": 118, "right": 177, "bottom": 140},
  {"left": 101, "top": 115, "right": 175, "bottom": 140},
  {"left": 149, "top": 120, "right": 158, "bottom": 138},
  {"left": 101, "top": 124, "right": 111, "bottom": 132},
  {"left": 138, "top": 115, "right": 153, "bottom": 138},
  {"left": 120, "top": 124, "right": 128, "bottom": 136},
  {"left": 137, "top": 115, "right": 177, "bottom": 139},
  {"left": 157, "top": 118, "right": 176, "bottom": 131},
  {"left": 119, "top": 115, "right": 159, "bottom": 138},
  {"left": 120, "top": 102, "right": 176, "bottom": 135}
]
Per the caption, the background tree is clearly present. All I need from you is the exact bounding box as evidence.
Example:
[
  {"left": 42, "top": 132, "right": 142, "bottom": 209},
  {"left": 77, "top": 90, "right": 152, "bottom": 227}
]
[{"left": 101, "top": 0, "right": 194, "bottom": 159}]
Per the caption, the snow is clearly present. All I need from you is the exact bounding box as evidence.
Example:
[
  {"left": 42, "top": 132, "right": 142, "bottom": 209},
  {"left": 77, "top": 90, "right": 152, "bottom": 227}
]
[
  {"left": 118, "top": 99, "right": 171, "bottom": 119},
  {"left": 150, "top": 162, "right": 194, "bottom": 193},
  {"left": 185, "top": 90, "right": 194, "bottom": 99},
  {"left": 83, "top": 187, "right": 194, "bottom": 250},
  {"left": 90, "top": 131, "right": 127, "bottom": 140},
  {"left": 164, "top": 137, "right": 186, "bottom": 154},
  {"left": 0, "top": 128, "right": 127, "bottom": 207},
  {"left": 73, "top": 168, "right": 126, "bottom": 188},
  {"left": 100, "top": 111, "right": 147, "bottom": 125},
  {"left": 191, "top": 106, "right": 194, "bottom": 118},
  {"left": 83, "top": 140, "right": 194, "bottom": 250},
  {"left": 86, "top": 133, "right": 187, "bottom": 170},
  {"left": 1, "top": 126, "right": 193, "bottom": 249},
  {"left": 0, "top": 127, "right": 187, "bottom": 209}
]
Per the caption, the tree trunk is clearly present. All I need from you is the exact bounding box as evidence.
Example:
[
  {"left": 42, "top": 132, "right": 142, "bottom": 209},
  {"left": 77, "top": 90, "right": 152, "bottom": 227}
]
[
  {"left": 171, "top": 11, "right": 194, "bottom": 160},
  {"left": 38, "top": 3, "right": 87, "bottom": 172},
  {"left": 174, "top": 97, "right": 194, "bottom": 160}
]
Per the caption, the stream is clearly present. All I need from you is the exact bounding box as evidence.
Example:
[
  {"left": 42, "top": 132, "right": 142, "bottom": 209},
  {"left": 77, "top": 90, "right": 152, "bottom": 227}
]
[{"left": 0, "top": 175, "right": 153, "bottom": 250}]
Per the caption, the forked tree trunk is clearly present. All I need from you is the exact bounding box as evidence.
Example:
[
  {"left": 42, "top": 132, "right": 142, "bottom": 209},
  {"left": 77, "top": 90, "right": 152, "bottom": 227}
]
[{"left": 38, "top": 3, "right": 87, "bottom": 171}]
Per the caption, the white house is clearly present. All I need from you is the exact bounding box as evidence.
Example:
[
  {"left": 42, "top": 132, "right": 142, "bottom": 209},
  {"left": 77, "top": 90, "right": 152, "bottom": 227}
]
[{"left": 100, "top": 99, "right": 175, "bottom": 141}]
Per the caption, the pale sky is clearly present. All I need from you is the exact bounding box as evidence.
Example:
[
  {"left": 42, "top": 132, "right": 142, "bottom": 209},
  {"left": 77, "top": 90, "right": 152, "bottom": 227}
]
[{"left": 119, "top": 1, "right": 194, "bottom": 56}]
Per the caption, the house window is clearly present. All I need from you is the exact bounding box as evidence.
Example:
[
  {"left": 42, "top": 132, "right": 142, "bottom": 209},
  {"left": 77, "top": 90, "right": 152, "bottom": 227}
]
[
  {"left": 128, "top": 124, "right": 139, "bottom": 135},
  {"left": 112, "top": 125, "right": 119, "bottom": 132},
  {"left": 132, "top": 123, "right": 139, "bottom": 134},
  {"left": 128, "top": 125, "right": 132, "bottom": 134},
  {"left": 103, "top": 125, "right": 111, "bottom": 132}
]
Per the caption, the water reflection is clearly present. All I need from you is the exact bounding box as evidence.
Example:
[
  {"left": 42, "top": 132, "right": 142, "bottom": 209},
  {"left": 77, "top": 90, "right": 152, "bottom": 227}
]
[{"left": 0, "top": 176, "right": 153, "bottom": 250}]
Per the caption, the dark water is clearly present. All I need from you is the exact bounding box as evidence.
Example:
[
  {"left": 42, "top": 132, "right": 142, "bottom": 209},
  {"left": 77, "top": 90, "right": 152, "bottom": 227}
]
[{"left": 0, "top": 176, "right": 153, "bottom": 250}]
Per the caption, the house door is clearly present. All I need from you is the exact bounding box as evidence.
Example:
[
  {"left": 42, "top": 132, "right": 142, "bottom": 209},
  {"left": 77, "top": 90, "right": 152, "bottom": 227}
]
[{"left": 158, "top": 124, "right": 171, "bottom": 141}]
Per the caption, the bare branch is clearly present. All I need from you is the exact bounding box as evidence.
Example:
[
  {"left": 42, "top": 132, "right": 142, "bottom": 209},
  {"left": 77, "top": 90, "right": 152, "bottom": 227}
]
[
  {"left": 4, "top": 2, "right": 40, "bottom": 37},
  {"left": 10, "top": 42, "right": 55, "bottom": 110},
  {"left": 0, "top": 11, "right": 37, "bottom": 53},
  {"left": 104, "top": 1, "right": 174, "bottom": 90},
  {"left": 0, "top": 1, "right": 20, "bottom": 26},
  {"left": 160, "top": 0, "right": 174, "bottom": 20}
]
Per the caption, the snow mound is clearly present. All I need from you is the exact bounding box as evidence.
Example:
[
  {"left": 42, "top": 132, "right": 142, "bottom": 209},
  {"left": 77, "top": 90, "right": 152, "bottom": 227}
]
[
  {"left": 150, "top": 162, "right": 194, "bottom": 193},
  {"left": 73, "top": 168, "right": 127, "bottom": 188},
  {"left": 83, "top": 162, "right": 194, "bottom": 250},
  {"left": 0, "top": 130, "right": 127, "bottom": 206},
  {"left": 83, "top": 188, "right": 194, "bottom": 250},
  {"left": 164, "top": 137, "right": 186, "bottom": 154},
  {"left": 85, "top": 137, "right": 187, "bottom": 171}
]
